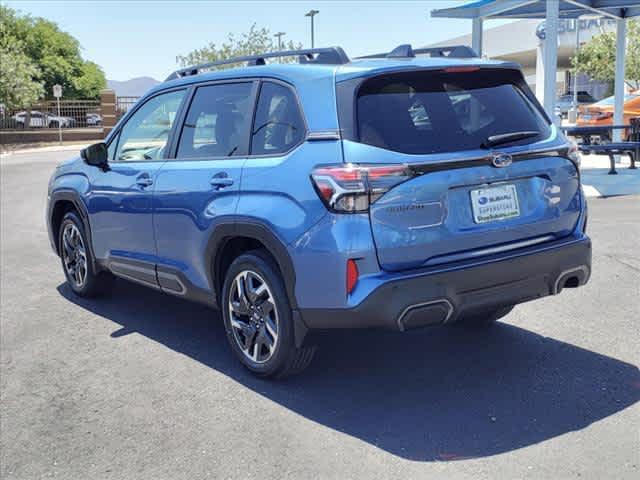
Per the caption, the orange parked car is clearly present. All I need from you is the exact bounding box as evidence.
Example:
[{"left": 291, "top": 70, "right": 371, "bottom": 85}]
[{"left": 577, "top": 92, "right": 640, "bottom": 140}]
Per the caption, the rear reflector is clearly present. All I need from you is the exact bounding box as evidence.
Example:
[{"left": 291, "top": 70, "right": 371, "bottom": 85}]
[{"left": 346, "top": 259, "right": 359, "bottom": 295}]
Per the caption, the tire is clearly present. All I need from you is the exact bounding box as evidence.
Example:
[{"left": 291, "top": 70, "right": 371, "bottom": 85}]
[
  {"left": 456, "top": 305, "right": 515, "bottom": 328},
  {"left": 49, "top": 120, "right": 59, "bottom": 129},
  {"left": 221, "top": 249, "right": 315, "bottom": 379},
  {"left": 58, "top": 211, "right": 113, "bottom": 297}
]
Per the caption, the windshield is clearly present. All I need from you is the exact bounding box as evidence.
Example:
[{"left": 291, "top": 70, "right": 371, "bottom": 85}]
[{"left": 356, "top": 69, "right": 550, "bottom": 155}]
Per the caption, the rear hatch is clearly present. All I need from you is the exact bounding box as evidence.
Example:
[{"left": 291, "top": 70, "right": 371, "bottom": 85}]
[{"left": 339, "top": 67, "right": 581, "bottom": 271}]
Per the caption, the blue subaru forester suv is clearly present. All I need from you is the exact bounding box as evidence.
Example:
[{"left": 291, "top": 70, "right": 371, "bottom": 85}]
[{"left": 47, "top": 45, "right": 591, "bottom": 378}]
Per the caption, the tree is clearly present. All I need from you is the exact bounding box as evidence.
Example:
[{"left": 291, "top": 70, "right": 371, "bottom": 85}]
[
  {"left": 177, "top": 24, "right": 303, "bottom": 69},
  {"left": 0, "top": 5, "right": 106, "bottom": 102},
  {"left": 0, "top": 44, "right": 44, "bottom": 110},
  {"left": 73, "top": 61, "right": 107, "bottom": 98},
  {"left": 0, "top": 6, "right": 43, "bottom": 108},
  {"left": 572, "top": 20, "right": 640, "bottom": 91}
]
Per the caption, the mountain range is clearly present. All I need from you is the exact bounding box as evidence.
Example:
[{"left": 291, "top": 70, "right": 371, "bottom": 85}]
[{"left": 107, "top": 76, "right": 160, "bottom": 97}]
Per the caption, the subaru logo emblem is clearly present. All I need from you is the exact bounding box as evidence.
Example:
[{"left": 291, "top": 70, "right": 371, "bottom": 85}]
[{"left": 491, "top": 153, "right": 513, "bottom": 168}]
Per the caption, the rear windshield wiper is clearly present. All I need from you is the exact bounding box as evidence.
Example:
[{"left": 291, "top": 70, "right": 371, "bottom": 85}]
[{"left": 482, "top": 131, "right": 540, "bottom": 149}]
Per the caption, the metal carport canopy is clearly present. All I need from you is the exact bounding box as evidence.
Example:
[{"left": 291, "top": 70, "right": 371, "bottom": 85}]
[{"left": 432, "top": 1, "right": 640, "bottom": 141}]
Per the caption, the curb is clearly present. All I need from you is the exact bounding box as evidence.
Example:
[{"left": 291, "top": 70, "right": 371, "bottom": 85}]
[
  {"left": 582, "top": 185, "right": 603, "bottom": 198},
  {"left": 0, "top": 143, "right": 89, "bottom": 157}
]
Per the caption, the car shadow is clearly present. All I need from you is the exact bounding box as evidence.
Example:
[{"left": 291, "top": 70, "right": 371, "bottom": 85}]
[{"left": 57, "top": 280, "right": 640, "bottom": 462}]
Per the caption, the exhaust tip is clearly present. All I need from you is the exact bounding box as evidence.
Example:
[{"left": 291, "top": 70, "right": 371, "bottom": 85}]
[
  {"left": 397, "top": 299, "right": 453, "bottom": 331},
  {"left": 554, "top": 266, "right": 590, "bottom": 294},
  {"left": 563, "top": 276, "right": 581, "bottom": 289}
]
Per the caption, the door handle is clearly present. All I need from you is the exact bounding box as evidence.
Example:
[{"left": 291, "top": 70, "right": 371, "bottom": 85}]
[
  {"left": 136, "top": 174, "right": 153, "bottom": 187},
  {"left": 210, "top": 172, "right": 234, "bottom": 189}
]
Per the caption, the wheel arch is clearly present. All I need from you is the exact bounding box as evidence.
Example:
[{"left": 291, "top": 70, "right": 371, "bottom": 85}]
[
  {"left": 48, "top": 190, "right": 99, "bottom": 270},
  {"left": 206, "top": 220, "right": 298, "bottom": 309}
]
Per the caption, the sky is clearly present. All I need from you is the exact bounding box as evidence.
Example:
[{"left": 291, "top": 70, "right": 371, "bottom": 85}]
[{"left": 5, "top": 0, "right": 510, "bottom": 81}]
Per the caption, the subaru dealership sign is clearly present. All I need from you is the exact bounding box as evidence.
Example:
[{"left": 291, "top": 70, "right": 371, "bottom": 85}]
[{"left": 536, "top": 18, "right": 616, "bottom": 40}]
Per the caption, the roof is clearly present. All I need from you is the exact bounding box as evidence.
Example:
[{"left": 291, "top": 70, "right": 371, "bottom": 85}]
[
  {"left": 137, "top": 50, "right": 520, "bottom": 132},
  {"left": 432, "top": 0, "right": 640, "bottom": 20},
  {"left": 151, "top": 55, "right": 518, "bottom": 96}
]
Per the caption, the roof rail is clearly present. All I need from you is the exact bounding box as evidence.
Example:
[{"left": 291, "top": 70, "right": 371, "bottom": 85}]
[
  {"left": 358, "top": 44, "right": 478, "bottom": 60},
  {"left": 165, "top": 47, "right": 350, "bottom": 81}
]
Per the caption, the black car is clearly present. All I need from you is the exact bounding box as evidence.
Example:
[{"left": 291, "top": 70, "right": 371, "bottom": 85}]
[{"left": 556, "top": 91, "right": 596, "bottom": 117}]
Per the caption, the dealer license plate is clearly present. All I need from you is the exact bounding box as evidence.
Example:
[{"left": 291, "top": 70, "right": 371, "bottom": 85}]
[{"left": 470, "top": 184, "right": 520, "bottom": 224}]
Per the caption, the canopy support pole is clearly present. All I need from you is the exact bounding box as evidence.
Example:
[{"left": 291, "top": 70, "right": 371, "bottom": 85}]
[
  {"left": 472, "top": 17, "right": 483, "bottom": 56},
  {"left": 543, "top": 0, "right": 560, "bottom": 120},
  {"left": 535, "top": 40, "right": 545, "bottom": 102},
  {"left": 613, "top": 18, "right": 627, "bottom": 142}
]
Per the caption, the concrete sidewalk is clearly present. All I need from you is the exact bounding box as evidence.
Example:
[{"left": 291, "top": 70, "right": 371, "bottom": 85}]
[{"left": 580, "top": 153, "right": 640, "bottom": 197}]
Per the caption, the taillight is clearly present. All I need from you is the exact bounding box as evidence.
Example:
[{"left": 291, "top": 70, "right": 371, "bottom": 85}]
[{"left": 311, "top": 164, "right": 412, "bottom": 213}]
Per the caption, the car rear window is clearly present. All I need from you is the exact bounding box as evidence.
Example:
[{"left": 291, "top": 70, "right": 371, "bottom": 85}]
[{"left": 356, "top": 69, "right": 550, "bottom": 155}]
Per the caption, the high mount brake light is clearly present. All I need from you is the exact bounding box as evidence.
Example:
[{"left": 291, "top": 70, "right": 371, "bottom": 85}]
[
  {"left": 311, "top": 164, "right": 412, "bottom": 213},
  {"left": 443, "top": 66, "right": 480, "bottom": 73}
]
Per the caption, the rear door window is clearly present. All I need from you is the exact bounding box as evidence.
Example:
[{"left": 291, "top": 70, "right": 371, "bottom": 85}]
[
  {"left": 176, "top": 82, "right": 253, "bottom": 159},
  {"left": 356, "top": 69, "right": 550, "bottom": 155},
  {"left": 251, "top": 82, "right": 305, "bottom": 155}
]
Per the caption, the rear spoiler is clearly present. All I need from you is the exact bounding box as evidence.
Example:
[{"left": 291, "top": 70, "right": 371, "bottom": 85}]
[{"left": 357, "top": 44, "right": 478, "bottom": 60}]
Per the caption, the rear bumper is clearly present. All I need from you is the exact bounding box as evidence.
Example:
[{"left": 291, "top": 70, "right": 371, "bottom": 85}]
[{"left": 299, "top": 235, "right": 591, "bottom": 331}]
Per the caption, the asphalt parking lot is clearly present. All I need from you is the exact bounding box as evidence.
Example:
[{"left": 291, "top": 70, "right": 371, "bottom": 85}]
[{"left": 1, "top": 148, "right": 639, "bottom": 479}]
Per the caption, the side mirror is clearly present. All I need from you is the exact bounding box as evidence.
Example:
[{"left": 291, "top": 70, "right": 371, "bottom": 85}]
[{"left": 81, "top": 142, "right": 108, "bottom": 169}]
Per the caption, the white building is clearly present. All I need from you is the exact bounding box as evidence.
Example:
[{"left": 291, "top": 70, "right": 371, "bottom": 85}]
[{"left": 425, "top": 17, "right": 616, "bottom": 100}]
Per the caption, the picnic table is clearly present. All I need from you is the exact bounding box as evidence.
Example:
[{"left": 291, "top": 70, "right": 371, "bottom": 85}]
[{"left": 561, "top": 123, "right": 639, "bottom": 175}]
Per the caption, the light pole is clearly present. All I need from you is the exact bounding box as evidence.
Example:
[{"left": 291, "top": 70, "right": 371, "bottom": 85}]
[
  {"left": 305, "top": 9, "right": 319, "bottom": 48},
  {"left": 274, "top": 31, "right": 285, "bottom": 51},
  {"left": 567, "top": 19, "right": 581, "bottom": 124},
  {"left": 573, "top": 20, "right": 580, "bottom": 107}
]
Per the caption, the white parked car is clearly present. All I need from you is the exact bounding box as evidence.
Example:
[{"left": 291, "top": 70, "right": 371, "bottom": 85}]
[
  {"left": 13, "top": 111, "right": 46, "bottom": 128},
  {"left": 12, "top": 111, "right": 75, "bottom": 128},
  {"left": 86, "top": 113, "right": 102, "bottom": 126}
]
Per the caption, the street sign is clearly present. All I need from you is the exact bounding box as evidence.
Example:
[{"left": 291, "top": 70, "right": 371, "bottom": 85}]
[{"left": 53, "top": 84, "right": 62, "bottom": 98}]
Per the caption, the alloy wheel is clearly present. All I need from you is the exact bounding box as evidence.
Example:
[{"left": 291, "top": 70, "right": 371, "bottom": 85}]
[
  {"left": 61, "top": 223, "right": 87, "bottom": 288},
  {"left": 228, "top": 270, "right": 279, "bottom": 364}
]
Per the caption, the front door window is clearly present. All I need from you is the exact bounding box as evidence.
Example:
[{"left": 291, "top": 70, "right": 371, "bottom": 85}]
[{"left": 115, "top": 90, "right": 186, "bottom": 161}]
